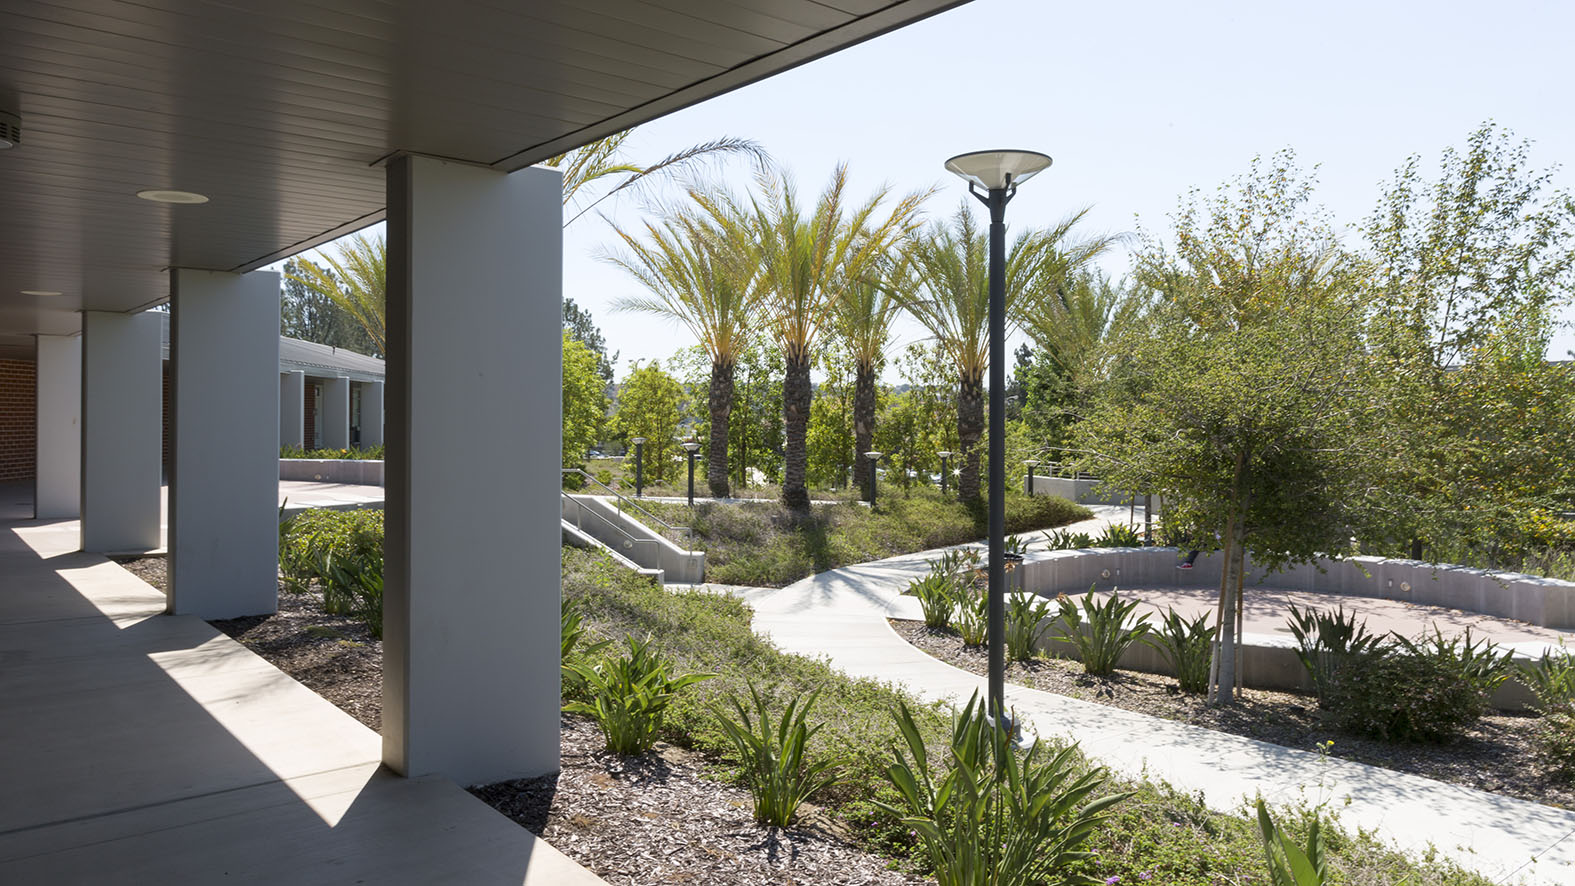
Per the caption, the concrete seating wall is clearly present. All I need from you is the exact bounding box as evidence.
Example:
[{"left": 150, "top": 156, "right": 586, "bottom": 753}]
[
  {"left": 279, "top": 458, "right": 384, "bottom": 486},
  {"left": 1019, "top": 546, "right": 1575, "bottom": 630}
]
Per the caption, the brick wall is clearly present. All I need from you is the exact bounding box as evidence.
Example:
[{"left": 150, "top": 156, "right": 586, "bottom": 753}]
[{"left": 0, "top": 359, "right": 37, "bottom": 482}]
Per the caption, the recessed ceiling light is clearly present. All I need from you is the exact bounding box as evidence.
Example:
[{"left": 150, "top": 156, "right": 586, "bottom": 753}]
[
  {"left": 21, "top": 290, "right": 63, "bottom": 297},
  {"left": 137, "top": 189, "right": 208, "bottom": 204}
]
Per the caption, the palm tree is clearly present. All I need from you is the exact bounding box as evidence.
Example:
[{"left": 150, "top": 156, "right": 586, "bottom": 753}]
[
  {"left": 545, "top": 131, "right": 767, "bottom": 228},
  {"left": 604, "top": 211, "right": 758, "bottom": 498},
  {"left": 1019, "top": 270, "right": 1145, "bottom": 409},
  {"left": 834, "top": 256, "right": 907, "bottom": 494},
  {"left": 901, "top": 204, "right": 1111, "bottom": 501},
  {"left": 284, "top": 232, "right": 386, "bottom": 357},
  {"left": 699, "top": 164, "right": 928, "bottom": 510}
]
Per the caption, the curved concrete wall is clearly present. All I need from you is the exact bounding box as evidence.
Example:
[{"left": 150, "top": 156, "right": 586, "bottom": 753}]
[
  {"left": 1020, "top": 546, "right": 1575, "bottom": 630},
  {"left": 279, "top": 458, "right": 383, "bottom": 486}
]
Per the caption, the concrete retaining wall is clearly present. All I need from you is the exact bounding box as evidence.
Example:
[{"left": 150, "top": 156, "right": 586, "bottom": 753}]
[
  {"left": 562, "top": 494, "right": 704, "bottom": 584},
  {"left": 1018, "top": 546, "right": 1575, "bottom": 630},
  {"left": 280, "top": 458, "right": 384, "bottom": 486}
]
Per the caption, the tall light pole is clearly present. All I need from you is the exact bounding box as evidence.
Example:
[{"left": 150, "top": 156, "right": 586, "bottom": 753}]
[
  {"left": 937, "top": 450, "right": 952, "bottom": 497},
  {"left": 631, "top": 437, "right": 646, "bottom": 498},
  {"left": 864, "top": 450, "right": 883, "bottom": 508},
  {"left": 945, "top": 149, "right": 1053, "bottom": 727},
  {"left": 681, "top": 440, "right": 700, "bottom": 506}
]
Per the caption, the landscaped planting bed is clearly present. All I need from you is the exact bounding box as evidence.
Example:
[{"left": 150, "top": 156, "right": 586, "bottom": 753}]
[
  {"left": 892, "top": 618, "right": 1575, "bottom": 810},
  {"left": 645, "top": 491, "right": 1092, "bottom": 587}
]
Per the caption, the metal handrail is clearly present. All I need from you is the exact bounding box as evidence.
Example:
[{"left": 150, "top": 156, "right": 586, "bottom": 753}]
[
  {"left": 562, "top": 492, "right": 661, "bottom": 565},
  {"left": 560, "top": 468, "right": 696, "bottom": 547}
]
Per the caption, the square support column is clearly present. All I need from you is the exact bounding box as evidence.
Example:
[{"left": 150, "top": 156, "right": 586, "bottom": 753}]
[
  {"left": 321, "top": 375, "right": 351, "bottom": 449},
  {"left": 384, "top": 155, "right": 561, "bottom": 784},
  {"left": 168, "top": 269, "right": 281, "bottom": 617},
  {"left": 280, "top": 370, "right": 306, "bottom": 448},
  {"left": 359, "top": 380, "right": 383, "bottom": 448},
  {"left": 35, "top": 334, "right": 82, "bottom": 519},
  {"left": 80, "top": 311, "right": 162, "bottom": 553}
]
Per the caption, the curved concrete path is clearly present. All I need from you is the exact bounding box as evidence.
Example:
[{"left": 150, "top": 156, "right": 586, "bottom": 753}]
[{"left": 700, "top": 506, "right": 1575, "bottom": 886}]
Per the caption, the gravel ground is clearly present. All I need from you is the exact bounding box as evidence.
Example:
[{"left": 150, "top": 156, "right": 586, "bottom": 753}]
[
  {"left": 892, "top": 618, "right": 1575, "bottom": 810},
  {"left": 109, "top": 556, "right": 924, "bottom": 884},
  {"left": 473, "top": 716, "right": 928, "bottom": 886}
]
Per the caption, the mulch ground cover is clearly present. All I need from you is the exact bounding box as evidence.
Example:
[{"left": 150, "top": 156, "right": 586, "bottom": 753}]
[
  {"left": 891, "top": 617, "right": 1575, "bottom": 811},
  {"left": 114, "top": 556, "right": 926, "bottom": 885}
]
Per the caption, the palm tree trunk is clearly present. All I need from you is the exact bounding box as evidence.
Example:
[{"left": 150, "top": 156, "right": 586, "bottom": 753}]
[
  {"left": 956, "top": 374, "right": 984, "bottom": 502},
  {"left": 781, "top": 349, "right": 812, "bottom": 510},
  {"left": 707, "top": 359, "right": 734, "bottom": 499},
  {"left": 852, "top": 360, "right": 877, "bottom": 493}
]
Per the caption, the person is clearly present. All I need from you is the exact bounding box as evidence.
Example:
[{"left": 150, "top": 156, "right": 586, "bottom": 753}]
[{"left": 1179, "top": 548, "right": 1200, "bottom": 569}]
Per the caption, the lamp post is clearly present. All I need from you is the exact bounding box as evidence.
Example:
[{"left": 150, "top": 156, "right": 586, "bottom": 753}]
[
  {"left": 631, "top": 437, "right": 646, "bottom": 498},
  {"left": 681, "top": 440, "right": 700, "bottom": 506},
  {"left": 1024, "top": 458, "right": 1040, "bottom": 498},
  {"left": 945, "top": 149, "right": 1053, "bottom": 727},
  {"left": 937, "top": 451, "right": 952, "bottom": 496},
  {"left": 864, "top": 451, "right": 883, "bottom": 508}
]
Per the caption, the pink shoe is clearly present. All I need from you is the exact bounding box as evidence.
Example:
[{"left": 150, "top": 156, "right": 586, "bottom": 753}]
[{"left": 1178, "top": 563, "right": 1194, "bottom": 569}]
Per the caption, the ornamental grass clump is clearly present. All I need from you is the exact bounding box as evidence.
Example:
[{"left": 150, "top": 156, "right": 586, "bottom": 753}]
[
  {"left": 910, "top": 572, "right": 958, "bottom": 630},
  {"left": 877, "top": 693, "right": 1129, "bottom": 886},
  {"left": 1148, "top": 607, "right": 1215, "bottom": 693},
  {"left": 1054, "top": 589, "right": 1151, "bottom": 676},
  {"left": 1519, "top": 648, "right": 1575, "bottom": 709},
  {"left": 1005, "top": 591, "right": 1053, "bottom": 661},
  {"left": 565, "top": 634, "right": 713, "bottom": 755},
  {"left": 711, "top": 684, "right": 842, "bottom": 827},
  {"left": 954, "top": 587, "right": 990, "bottom": 647}
]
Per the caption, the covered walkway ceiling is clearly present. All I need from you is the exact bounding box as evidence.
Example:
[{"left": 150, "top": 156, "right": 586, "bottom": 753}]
[{"left": 0, "top": 0, "right": 964, "bottom": 356}]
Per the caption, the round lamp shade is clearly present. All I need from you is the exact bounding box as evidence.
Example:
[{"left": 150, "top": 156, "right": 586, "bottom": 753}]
[
  {"left": 864, "top": 451, "right": 884, "bottom": 460},
  {"left": 681, "top": 441, "right": 700, "bottom": 453},
  {"left": 631, "top": 437, "right": 646, "bottom": 445},
  {"left": 944, "top": 150, "right": 1052, "bottom": 191}
]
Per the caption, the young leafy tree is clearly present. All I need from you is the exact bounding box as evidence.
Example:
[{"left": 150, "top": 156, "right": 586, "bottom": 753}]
[
  {"left": 697, "top": 163, "right": 927, "bottom": 510},
  {"left": 605, "top": 210, "right": 757, "bottom": 497},
  {"left": 562, "top": 332, "right": 608, "bottom": 465},
  {"left": 563, "top": 298, "right": 618, "bottom": 386},
  {"left": 611, "top": 361, "right": 685, "bottom": 484},
  {"left": 805, "top": 344, "right": 858, "bottom": 489},
  {"left": 900, "top": 203, "right": 1109, "bottom": 501},
  {"left": 1076, "top": 153, "right": 1382, "bottom": 705}
]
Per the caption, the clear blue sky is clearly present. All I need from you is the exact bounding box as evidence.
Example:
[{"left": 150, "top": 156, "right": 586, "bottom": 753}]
[{"left": 565, "top": 0, "right": 1575, "bottom": 380}]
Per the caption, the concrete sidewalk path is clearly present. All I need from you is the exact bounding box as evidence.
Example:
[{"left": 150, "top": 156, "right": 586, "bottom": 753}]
[{"left": 701, "top": 506, "right": 1575, "bottom": 886}]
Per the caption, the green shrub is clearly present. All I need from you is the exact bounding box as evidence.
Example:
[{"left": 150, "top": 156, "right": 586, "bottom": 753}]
[
  {"left": 278, "top": 508, "right": 385, "bottom": 635},
  {"left": 1005, "top": 591, "right": 1053, "bottom": 661},
  {"left": 877, "top": 693, "right": 1128, "bottom": 886},
  {"left": 1256, "top": 799, "right": 1329, "bottom": 886},
  {"left": 315, "top": 551, "right": 384, "bottom": 637},
  {"left": 711, "top": 684, "right": 841, "bottom": 827},
  {"left": 1044, "top": 528, "right": 1096, "bottom": 550},
  {"left": 1519, "top": 649, "right": 1575, "bottom": 709},
  {"left": 954, "top": 587, "right": 990, "bottom": 647},
  {"left": 1095, "top": 523, "right": 1142, "bottom": 547},
  {"left": 564, "top": 634, "right": 713, "bottom": 755},
  {"left": 909, "top": 573, "right": 958, "bottom": 630},
  {"left": 1148, "top": 607, "right": 1215, "bottom": 693},
  {"left": 1326, "top": 632, "right": 1512, "bottom": 744},
  {"left": 1536, "top": 703, "right": 1575, "bottom": 777},
  {"left": 1054, "top": 590, "right": 1151, "bottom": 676},
  {"left": 280, "top": 444, "right": 384, "bottom": 459},
  {"left": 561, "top": 598, "right": 607, "bottom": 699},
  {"left": 1286, "top": 605, "right": 1387, "bottom": 702},
  {"left": 595, "top": 468, "right": 614, "bottom": 487}
]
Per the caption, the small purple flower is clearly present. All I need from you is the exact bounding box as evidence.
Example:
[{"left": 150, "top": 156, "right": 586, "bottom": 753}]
[
  {"left": 1106, "top": 878, "right": 1120, "bottom": 885},
  {"left": 1139, "top": 874, "right": 1153, "bottom": 881}
]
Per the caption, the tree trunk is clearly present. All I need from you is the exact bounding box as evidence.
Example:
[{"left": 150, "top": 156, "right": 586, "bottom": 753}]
[
  {"left": 781, "top": 349, "right": 812, "bottom": 511},
  {"left": 707, "top": 359, "right": 734, "bottom": 499},
  {"left": 852, "top": 360, "right": 877, "bottom": 492},
  {"left": 956, "top": 375, "right": 984, "bottom": 502},
  {"left": 1208, "top": 515, "right": 1247, "bottom": 705}
]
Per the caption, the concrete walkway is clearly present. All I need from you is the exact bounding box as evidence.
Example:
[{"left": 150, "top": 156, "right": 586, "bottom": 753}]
[
  {"left": 0, "top": 511, "right": 600, "bottom": 884},
  {"left": 705, "top": 505, "right": 1575, "bottom": 886}
]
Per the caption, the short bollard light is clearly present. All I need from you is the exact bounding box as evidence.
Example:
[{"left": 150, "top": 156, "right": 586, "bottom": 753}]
[
  {"left": 1024, "top": 458, "right": 1040, "bottom": 498},
  {"left": 681, "top": 440, "right": 700, "bottom": 506},
  {"left": 631, "top": 437, "right": 646, "bottom": 498},
  {"left": 937, "top": 450, "right": 953, "bottom": 496},
  {"left": 864, "top": 450, "right": 883, "bottom": 507}
]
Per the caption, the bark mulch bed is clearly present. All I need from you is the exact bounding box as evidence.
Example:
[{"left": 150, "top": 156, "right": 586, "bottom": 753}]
[
  {"left": 473, "top": 716, "right": 926, "bottom": 886},
  {"left": 891, "top": 618, "right": 1575, "bottom": 811},
  {"left": 109, "top": 557, "right": 924, "bottom": 884}
]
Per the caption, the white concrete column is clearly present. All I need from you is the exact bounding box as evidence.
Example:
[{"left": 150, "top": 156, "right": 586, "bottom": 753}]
[
  {"left": 321, "top": 375, "right": 350, "bottom": 449},
  {"left": 280, "top": 370, "right": 305, "bottom": 448},
  {"left": 168, "top": 270, "right": 281, "bottom": 618},
  {"left": 80, "top": 311, "right": 161, "bottom": 553},
  {"left": 34, "top": 335, "right": 81, "bottom": 519},
  {"left": 383, "top": 155, "right": 561, "bottom": 784},
  {"left": 359, "top": 380, "right": 384, "bottom": 448}
]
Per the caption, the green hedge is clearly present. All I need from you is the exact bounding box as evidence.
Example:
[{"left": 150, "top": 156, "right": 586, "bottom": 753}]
[{"left": 281, "top": 444, "right": 385, "bottom": 460}]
